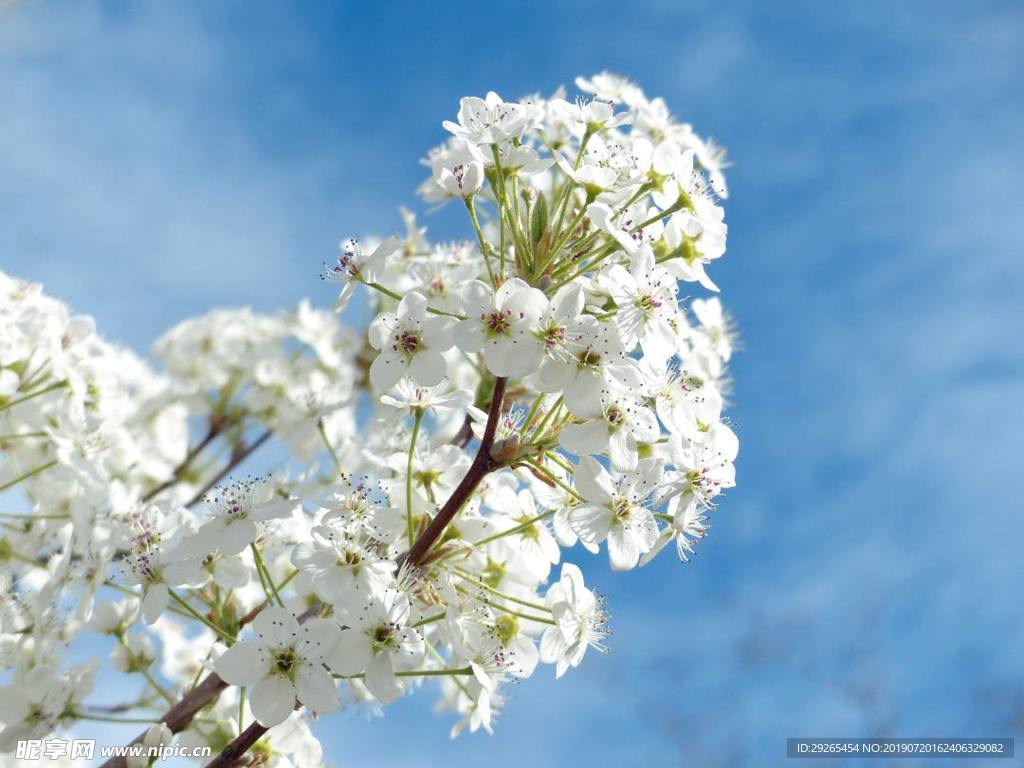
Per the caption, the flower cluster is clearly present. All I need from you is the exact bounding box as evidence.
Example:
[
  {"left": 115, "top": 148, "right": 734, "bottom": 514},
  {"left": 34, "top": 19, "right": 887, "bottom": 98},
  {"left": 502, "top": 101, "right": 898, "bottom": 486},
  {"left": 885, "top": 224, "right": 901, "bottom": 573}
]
[{"left": 1, "top": 72, "right": 738, "bottom": 765}]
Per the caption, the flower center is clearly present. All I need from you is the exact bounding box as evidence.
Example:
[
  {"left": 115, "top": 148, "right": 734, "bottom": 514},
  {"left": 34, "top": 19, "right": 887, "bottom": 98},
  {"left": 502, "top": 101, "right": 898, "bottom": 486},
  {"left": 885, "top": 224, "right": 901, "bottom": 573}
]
[
  {"left": 577, "top": 348, "right": 602, "bottom": 369},
  {"left": 606, "top": 405, "right": 624, "bottom": 426},
  {"left": 484, "top": 310, "right": 512, "bottom": 337},
  {"left": 394, "top": 331, "right": 421, "bottom": 356},
  {"left": 274, "top": 650, "right": 296, "bottom": 673},
  {"left": 637, "top": 294, "right": 661, "bottom": 313},
  {"left": 372, "top": 623, "right": 398, "bottom": 653}
]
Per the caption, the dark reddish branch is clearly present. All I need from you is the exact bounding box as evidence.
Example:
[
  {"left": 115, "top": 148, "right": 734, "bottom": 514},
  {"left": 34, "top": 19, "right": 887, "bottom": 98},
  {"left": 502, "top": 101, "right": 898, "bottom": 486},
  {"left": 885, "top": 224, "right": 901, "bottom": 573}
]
[
  {"left": 98, "top": 673, "right": 227, "bottom": 768},
  {"left": 98, "top": 602, "right": 318, "bottom": 768},
  {"left": 206, "top": 721, "right": 270, "bottom": 768},
  {"left": 184, "top": 429, "right": 272, "bottom": 507},
  {"left": 404, "top": 376, "right": 507, "bottom": 566},
  {"left": 100, "top": 381, "right": 507, "bottom": 768},
  {"left": 141, "top": 424, "right": 221, "bottom": 502}
]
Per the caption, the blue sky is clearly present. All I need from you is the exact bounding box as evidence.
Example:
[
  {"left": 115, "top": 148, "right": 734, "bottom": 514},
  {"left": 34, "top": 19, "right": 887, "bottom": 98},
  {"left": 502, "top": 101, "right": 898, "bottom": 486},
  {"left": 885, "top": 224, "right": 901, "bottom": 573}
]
[{"left": 2, "top": 1, "right": 1023, "bottom": 765}]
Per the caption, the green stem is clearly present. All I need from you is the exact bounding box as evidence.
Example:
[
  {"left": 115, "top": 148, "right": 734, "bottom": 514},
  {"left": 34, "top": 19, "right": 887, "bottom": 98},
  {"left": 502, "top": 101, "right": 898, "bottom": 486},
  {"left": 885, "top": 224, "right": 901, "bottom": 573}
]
[
  {"left": 364, "top": 282, "right": 465, "bottom": 319},
  {"left": 334, "top": 666, "right": 473, "bottom": 680},
  {"left": 0, "top": 380, "right": 68, "bottom": 413},
  {"left": 0, "top": 511, "right": 69, "bottom": 520},
  {"left": 317, "top": 419, "right": 344, "bottom": 477},
  {"left": 469, "top": 509, "right": 556, "bottom": 548},
  {"left": 169, "top": 591, "right": 235, "bottom": 643},
  {"left": 411, "top": 612, "right": 446, "bottom": 629},
  {"left": 250, "top": 543, "right": 284, "bottom": 607},
  {"left": 0, "top": 459, "right": 58, "bottom": 492},
  {"left": 454, "top": 585, "right": 555, "bottom": 625},
  {"left": 466, "top": 198, "right": 497, "bottom": 286},
  {"left": 406, "top": 408, "right": 424, "bottom": 548},
  {"left": 525, "top": 456, "right": 583, "bottom": 501},
  {"left": 491, "top": 145, "right": 508, "bottom": 279},
  {"left": 0, "top": 431, "right": 47, "bottom": 441},
  {"left": 453, "top": 567, "right": 552, "bottom": 613},
  {"left": 138, "top": 665, "right": 176, "bottom": 704}
]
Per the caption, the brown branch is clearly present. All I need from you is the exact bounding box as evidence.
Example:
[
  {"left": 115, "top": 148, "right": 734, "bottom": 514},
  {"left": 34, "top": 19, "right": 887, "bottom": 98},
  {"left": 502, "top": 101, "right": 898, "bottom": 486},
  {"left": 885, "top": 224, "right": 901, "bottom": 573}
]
[
  {"left": 404, "top": 376, "right": 507, "bottom": 566},
  {"left": 99, "top": 380, "right": 507, "bottom": 768},
  {"left": 98, "top": 602, "right": 319, "bottom": 768},
  {"left": 185, "top": 429, "right": 272, "bottom": 507},
  {"left": 98, "top": 673, "right": 227, "bottom": 768},
  {"left": 141, "top": 423, "right": 222, "bottom": 503},
  {"left": 206, "top": 721, "right": 270, "bottom": 768},
  {"left": 449, "top": 413, "right": 474, "bottom": 448}
]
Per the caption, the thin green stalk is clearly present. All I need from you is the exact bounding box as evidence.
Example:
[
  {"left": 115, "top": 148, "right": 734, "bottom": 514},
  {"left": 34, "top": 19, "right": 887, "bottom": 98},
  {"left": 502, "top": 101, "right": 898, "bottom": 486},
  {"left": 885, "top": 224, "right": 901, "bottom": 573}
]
[
  {"left": 0, "top": 379, "right": 68, "bottom": 413},
  {"left": 72, "top": 712, "right": 164, "bottom": 725},
  {"left": 453, "top": 567, "right": 552, "bottom": 613},
  {"left": 0, "top": 459, "right": 58, "bottom": 492},
  {"left": 317, "top": 418, "right": 344, "bottom": 477},
  {"left": 169, "top": 591, "right": 235, "bottom": 643},
  {"left": 334, "top": 666, "right": 473, "bottom": 680},
  {"left": 364, "top": 282, "right": 465, "bottom": 318},
  {"left": 548, "top": 242, "right": 619, "bottom": 293},
  {"left": 526, "top": 395, "right": 563, "bottom": 444},
  {"left": 525, "top": 456, "right": 583, "bottom": 501},
  {"left": 138, "top": 665, "right": 176, "bottom": 704},
  {"left": 469, "top": 509, "right": 556, "bottom": 548},
  {"left": 518, "top": 394, "right": 546, "bottom": 439},
  {"left": 0, "top": 511, "right": 70, "bottom": 520},
  {"left": 406, "top": 408, "right": 425, "bottom": 548},
  {"left": 411, "top": 612, "right": 446, "bottom": 629},
  {"left": 490, "top": 145, "right": 508, "bottom": 278},
  {"left": 466, "top": 198, "right": 497, "bottom": 285},
  {"left": 238, "top": 687, "right": 245, "bottom": 736},
  {"left": 454, "top": 585, "right": 555, "bottom": 625},
  {"left": 250, "top": 543, "right": 284, "bottom": 607},
  {"left": 0, "top": 431, "right": 47, "bottom": 441}
]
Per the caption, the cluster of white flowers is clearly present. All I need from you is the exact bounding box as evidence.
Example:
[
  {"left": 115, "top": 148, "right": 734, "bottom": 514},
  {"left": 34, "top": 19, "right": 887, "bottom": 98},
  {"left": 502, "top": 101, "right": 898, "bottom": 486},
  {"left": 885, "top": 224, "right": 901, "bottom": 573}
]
[{"left": 1, "top": 73, "right": 737, "bottom": 765}]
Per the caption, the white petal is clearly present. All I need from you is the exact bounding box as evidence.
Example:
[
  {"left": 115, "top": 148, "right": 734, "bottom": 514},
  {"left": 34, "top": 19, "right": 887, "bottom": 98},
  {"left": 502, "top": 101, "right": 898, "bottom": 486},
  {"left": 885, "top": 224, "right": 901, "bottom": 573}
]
[
  {"left": 297, "top": 618, "right": 341, "bottom": 663},
  {"left": 251, "top": 497, "right": 295, "bottom": 521},
  {"left": 294, "top": 666, "right": 340, "bottom": 715},
  {"left": 253, "top": 606, "right": 301, "bottom": 649},
  {"left": 250, "top": 676, "right": 296, "bottom": 727},
  {"left": 608, "top": 429, "right": 638, "bottom": 472},
  {"left": 559, "top": 420, "right": 609, "bottom": 457},
  {"left": 215, "top": 641, "right": 266, "bottom": 686},
  {"left": 453, "top": 321, "right": 486, "bottom": 353},
  {"left": 364, "top": 654, "right": 404, "bottom": 703},
  {"left": 573, "top": 457, "right": 614, "bottom": 504},
  {"left": 408, "top": 350, "right": 447, "bottom": 387},
  {"left": 218, "top": 519, "right": 258, "bottom": 556},
  {"left": 370, "top": 351, "right": 406, "bottom": 392},
  {"left": 325, "top": 628, "right": 373, "bottom": 676},
  {"left": 141, "top": 583, "right": 168, "bottom": 625},
  {"left": 607, "top": 525, "right": 641, "bottom": 571},
  {"left": 568, "top": 505, "right": 612, "bottom": 545}
]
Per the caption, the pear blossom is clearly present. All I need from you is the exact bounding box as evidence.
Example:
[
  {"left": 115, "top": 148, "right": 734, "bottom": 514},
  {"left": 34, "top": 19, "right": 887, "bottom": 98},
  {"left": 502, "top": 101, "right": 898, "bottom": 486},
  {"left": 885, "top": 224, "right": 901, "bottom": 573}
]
[
  {"left": 535, "top": 320, "right": 641, "bottom": 418},
  {"left": 119, "top": 505, "right": 206, "bottom": 624},
  {"left": 187, "top": 476, "right": 297, "bottom": 557},
  {"left": 442, "top": 92, "right": 534, "bottom": 146},
  {"left": 570, "top": 457, "right": 662, "bottom": 570},
  {"left": 453, "top": 279, "right": 548, "bottom": 377},
  {"left": 323, "top": 236, "right": 402, "bottom": 312},
  {"left": 439, "top": 159, "right": 484, "bottom": 199},
  {"left": 601, "top": 244, "right": 680, "bottom": 362},
  {"left": 215, "top": 607, "right": 340, "bottom": 727},
  {"left": 0, "top": 72, "right": 740, "bottom": 760},
  {"left": 559, "top": 391, "right": 659, "bottom": 471},
  {"left": 368, "top": 292, "right": 454, "bottom": 391},
  {"left": 540, "top": 564, "right": 608, "bottom": 677},
  {"left": 327, "top": 590, "right": 424, "bottom": 703}
]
